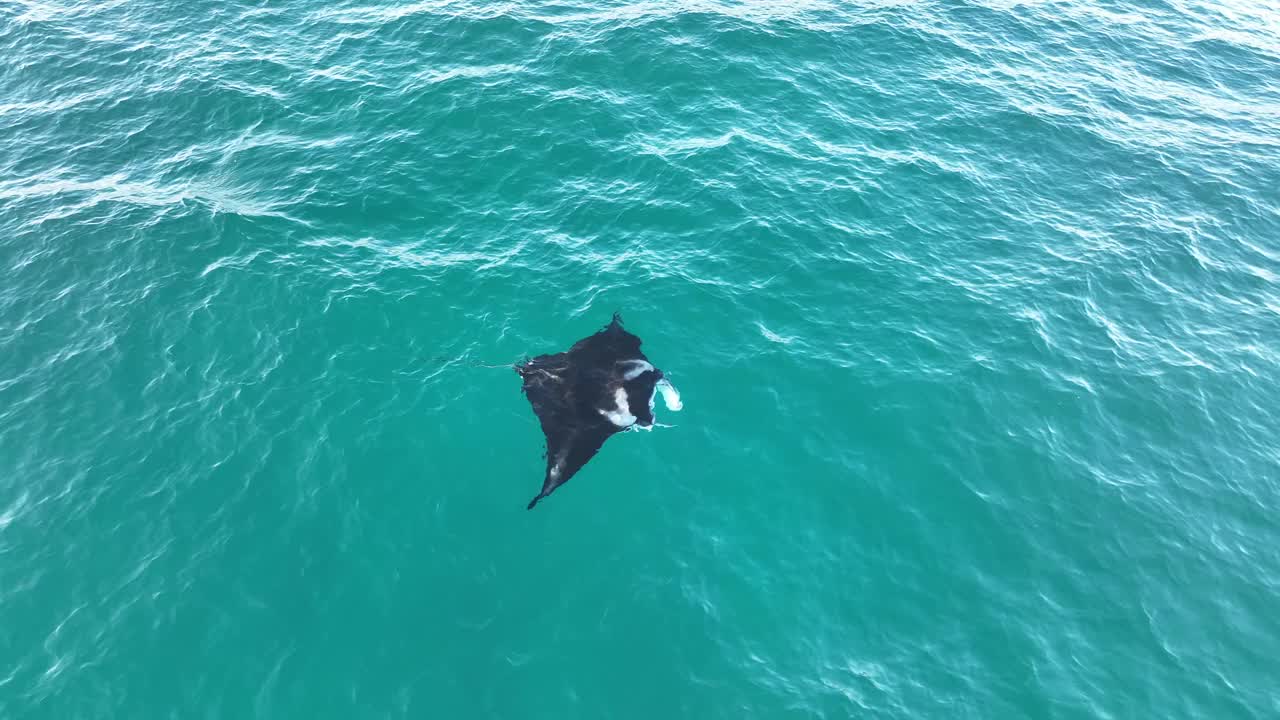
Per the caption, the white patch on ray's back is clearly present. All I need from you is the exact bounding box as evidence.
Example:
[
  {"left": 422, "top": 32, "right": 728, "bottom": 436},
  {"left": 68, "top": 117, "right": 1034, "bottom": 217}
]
[
  {"left": 598, "top": 387, "right": 637, "bottom": 427},
  {"left": 618, "top": 359, "right": 654, "bottom": 381}
]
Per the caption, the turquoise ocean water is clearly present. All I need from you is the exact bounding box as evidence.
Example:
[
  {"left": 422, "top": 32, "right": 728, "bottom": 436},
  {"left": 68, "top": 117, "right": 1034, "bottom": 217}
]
[{"left": 3, "top": 1, "right": 1279, "bottom": 717}]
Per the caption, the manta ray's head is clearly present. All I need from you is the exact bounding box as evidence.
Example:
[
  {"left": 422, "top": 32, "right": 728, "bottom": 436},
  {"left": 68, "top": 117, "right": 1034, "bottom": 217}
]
[{"left": 614, "top": 359, "right": 683, "bottom": 429}]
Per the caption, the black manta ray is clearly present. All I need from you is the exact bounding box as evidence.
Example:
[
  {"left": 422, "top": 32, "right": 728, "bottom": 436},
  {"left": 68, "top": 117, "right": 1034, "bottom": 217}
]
[{"left": 516, "top": 314, "right": 682, "bottom": 509}]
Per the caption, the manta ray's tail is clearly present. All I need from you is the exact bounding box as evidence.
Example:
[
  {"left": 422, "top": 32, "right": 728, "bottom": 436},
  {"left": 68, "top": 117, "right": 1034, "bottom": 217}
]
[{"left": 527, "top": 493, "right": 545, "bottom": 510}]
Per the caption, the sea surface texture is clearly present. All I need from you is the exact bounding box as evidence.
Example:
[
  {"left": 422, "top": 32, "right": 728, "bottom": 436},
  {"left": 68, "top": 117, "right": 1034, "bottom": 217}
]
[{"left": 2, "top": 1, "right": 1278, "bottom": 718}]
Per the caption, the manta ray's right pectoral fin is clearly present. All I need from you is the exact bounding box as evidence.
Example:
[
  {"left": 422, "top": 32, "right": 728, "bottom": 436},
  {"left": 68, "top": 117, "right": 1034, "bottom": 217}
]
[
  {"left": 525, "top": 429, "right": 612, "bottom": 510},
  {"left": 526, "top": 457, "right": 564, "bottom": 510}
]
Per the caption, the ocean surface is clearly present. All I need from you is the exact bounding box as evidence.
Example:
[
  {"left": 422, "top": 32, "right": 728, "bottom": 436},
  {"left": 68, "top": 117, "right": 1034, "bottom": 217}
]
[{"left": 3, "top": 0, "right": 1279, "bottom": 717}]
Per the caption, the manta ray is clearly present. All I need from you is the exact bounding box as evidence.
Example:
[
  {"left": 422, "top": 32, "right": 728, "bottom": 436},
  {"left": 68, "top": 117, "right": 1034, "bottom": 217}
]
[{"left": 516, "top": 314, "right": 682, "bottom": 509}]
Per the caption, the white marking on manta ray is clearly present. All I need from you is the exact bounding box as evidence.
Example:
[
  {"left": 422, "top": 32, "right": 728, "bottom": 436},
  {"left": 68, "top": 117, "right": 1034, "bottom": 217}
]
[
  {"left": 656, "top": 378, "right": 682, "bottom": 411},
  {"left": 618, "top": 359, "right": 654, "bottom": 381},
  {"left": 598, "top": 387, "right": 637, "bottom": 427},
  {"left": 634, "top": 378, "right": 682, "bottom": 432}
]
